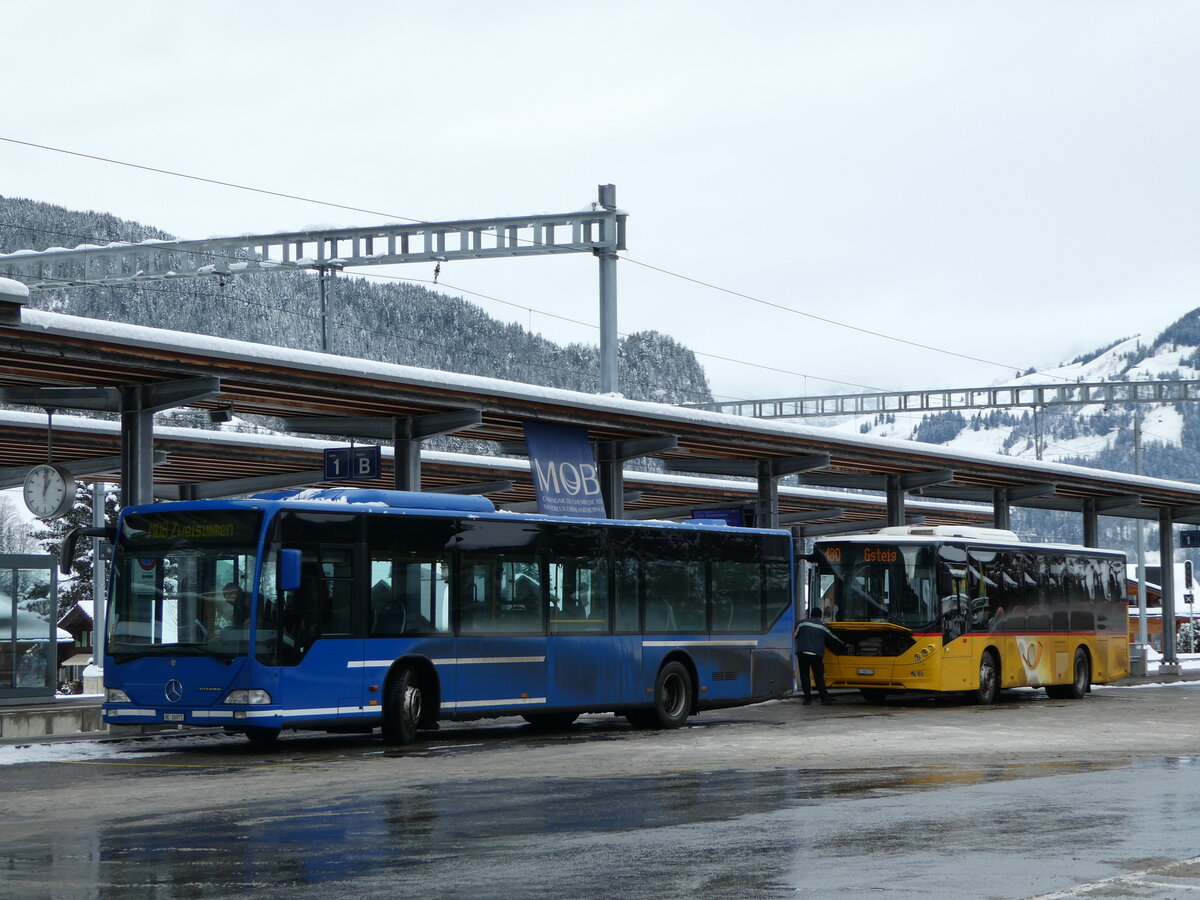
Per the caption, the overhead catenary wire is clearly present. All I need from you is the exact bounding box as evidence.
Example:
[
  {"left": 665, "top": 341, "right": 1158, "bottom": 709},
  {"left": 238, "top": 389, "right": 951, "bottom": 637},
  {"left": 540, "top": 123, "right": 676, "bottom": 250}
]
[
  {"left": 0, "top": 218, "right": 890, "bottom": 395},
  {"left": 0, "top": 134, "right": 1077, "bottom": 392},
  {"left": 7, "top": 218, "right": 1194, "bottom": 464}
]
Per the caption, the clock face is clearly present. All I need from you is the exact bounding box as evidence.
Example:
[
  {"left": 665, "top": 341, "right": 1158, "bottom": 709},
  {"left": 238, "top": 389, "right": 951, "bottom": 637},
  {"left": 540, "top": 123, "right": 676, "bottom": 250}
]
[{"left": 23, "top": 464, "right": 75, "bottom": 519}]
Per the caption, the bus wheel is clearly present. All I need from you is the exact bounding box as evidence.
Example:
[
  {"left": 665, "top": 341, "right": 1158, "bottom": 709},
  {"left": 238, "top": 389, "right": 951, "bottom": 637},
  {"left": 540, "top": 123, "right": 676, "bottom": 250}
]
[
  {"left": 1066, "top": 648, "right": 1090, "bottom": 699},
  {"left": 383, "top": 667, "right": 423, "bottom": 746},
  {"left": 974, "top": 651, "right": 999, "bottom": 705},
  {"left": 522, "top": 712, "right": 579, "bottom": 730},
  {"left": 243, "top": 726, "right": 280, "bottom": 747},
  {"left": 860, "top": 689, "right": 889, "bottom": 704},
  {"left": 652, "top": 661, "right": 692, "bottom": 729}
]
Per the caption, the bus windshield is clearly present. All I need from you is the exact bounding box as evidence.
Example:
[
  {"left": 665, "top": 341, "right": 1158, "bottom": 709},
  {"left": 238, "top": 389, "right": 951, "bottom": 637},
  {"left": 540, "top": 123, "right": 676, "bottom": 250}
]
[
  {"left": 811, "top": 542, "right": 940, "bottom": 630},
  {"left": 108, "top": 509, "right": 263, "bottom": 662}
]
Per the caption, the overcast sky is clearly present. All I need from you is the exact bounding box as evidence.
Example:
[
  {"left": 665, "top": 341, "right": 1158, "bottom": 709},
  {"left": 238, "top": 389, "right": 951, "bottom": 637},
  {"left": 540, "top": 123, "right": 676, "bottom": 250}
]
[{"left": 3, "top": 2, "right": 1199, "bottom": 404}]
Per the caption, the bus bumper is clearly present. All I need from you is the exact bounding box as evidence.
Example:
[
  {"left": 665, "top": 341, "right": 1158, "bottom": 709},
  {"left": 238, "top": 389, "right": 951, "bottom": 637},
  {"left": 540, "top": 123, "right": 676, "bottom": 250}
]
[
  {"left": 103, "top": 704, "right": 284, "bottom": 728},
  {"left": 826, "top": 651, "right": 942, "bottom": 692}
]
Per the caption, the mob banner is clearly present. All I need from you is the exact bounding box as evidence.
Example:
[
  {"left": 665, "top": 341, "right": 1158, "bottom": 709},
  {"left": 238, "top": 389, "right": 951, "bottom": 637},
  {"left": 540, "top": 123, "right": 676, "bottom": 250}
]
[{"left": 523, "top": 422, "right": 606, "bottom": 518}]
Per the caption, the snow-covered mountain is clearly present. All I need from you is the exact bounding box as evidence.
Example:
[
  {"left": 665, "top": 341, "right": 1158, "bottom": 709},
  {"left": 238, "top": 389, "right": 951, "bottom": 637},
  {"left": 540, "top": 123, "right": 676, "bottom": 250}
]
[
  {"left": 0, "top": 195, "right": 713, "bottom": 408},
  {"left": 833, "top": 309, "right": 1200, "bottom": 552},
  {"left": 838, "top": 308, "right": 1200, "bottom": 482}
]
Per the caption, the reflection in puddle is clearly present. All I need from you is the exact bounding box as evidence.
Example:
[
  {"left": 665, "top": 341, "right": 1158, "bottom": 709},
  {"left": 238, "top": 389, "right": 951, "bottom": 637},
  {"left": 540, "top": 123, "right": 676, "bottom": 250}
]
[{"left": 0, "top": 759, "right": 1143, "bottom": 897}]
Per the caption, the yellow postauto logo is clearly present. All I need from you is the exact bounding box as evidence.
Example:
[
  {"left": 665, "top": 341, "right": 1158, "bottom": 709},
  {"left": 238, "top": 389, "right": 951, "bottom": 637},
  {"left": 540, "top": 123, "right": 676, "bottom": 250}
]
[{"left": 1022, "top": 641, "right": 1044, "bottom": 668}]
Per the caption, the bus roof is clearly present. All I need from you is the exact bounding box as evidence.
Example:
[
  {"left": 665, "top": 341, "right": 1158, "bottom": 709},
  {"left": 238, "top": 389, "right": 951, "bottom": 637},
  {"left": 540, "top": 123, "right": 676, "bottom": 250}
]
[
  {"left": 124, "top": 489, "right": 795, "bottom": 537},
  {"left": 814, "top": 524, "right": 1125, "bottom": 557},
  {"left": 249, "top": 487, "right": 497, "bottom": 514}
]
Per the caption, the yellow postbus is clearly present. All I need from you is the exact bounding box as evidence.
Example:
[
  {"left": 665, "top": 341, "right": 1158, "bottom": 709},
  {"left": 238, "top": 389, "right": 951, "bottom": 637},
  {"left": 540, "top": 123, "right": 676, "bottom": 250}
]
[{"left": 807, "top": 525, "right": 1129, "bottom": 703}]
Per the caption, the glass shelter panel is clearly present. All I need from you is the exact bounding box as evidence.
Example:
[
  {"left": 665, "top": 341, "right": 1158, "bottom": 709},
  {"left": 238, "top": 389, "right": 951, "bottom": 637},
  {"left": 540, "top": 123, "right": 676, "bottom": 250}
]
[{"left": 0, "top": 557, "right": 57, "bottom": 697}]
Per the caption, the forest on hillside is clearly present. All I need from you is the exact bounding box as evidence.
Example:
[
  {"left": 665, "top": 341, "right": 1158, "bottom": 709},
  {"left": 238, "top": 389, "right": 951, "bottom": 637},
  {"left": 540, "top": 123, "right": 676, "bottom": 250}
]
[{"left": 0, "top": 195, "right": 713, "bottom": 406}]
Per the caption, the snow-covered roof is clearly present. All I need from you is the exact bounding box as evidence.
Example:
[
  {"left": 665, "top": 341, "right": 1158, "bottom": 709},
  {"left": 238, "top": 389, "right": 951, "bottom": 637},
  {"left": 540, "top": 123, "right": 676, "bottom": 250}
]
[
  {"left": 12, "top": 307, "right": 1200, "bottom": 525},
  {"left": 0, "top": 408, "right": 988, "bottom": 519}
]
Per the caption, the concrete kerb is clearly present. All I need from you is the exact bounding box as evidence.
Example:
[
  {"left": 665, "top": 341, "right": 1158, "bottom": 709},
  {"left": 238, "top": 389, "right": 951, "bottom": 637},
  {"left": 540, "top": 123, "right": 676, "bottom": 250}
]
[{"left": 0, "top": 696, "right": 105, "bottom": 742}]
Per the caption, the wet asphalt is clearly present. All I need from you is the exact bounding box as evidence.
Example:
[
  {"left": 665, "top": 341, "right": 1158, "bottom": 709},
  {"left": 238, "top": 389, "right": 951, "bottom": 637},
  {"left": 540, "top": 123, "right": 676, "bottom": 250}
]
[{"left": 2, "top": 684, "right": 1200, "bottom": 898}]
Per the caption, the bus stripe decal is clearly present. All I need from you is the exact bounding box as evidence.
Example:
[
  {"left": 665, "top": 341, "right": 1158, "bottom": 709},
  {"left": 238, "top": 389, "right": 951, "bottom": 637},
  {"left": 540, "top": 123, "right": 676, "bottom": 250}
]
[
  {"left": 442, "top": 697, "right": 547, "bottom": 709},
  {"left": 642, "top": 640, "right": 759, "bottom": 648},
  {"left": 348, "top": 656, "right": 546, "bottom": 669}
]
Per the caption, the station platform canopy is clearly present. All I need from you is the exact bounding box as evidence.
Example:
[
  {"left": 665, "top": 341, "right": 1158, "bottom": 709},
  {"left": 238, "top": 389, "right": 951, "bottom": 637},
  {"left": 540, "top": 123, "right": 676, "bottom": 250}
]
[
  {"left": 2, "top": 301, "right": 1200, "bottom": 535},
  {"left": 0, "top": 409, "right": 990, "bottom": 530}
]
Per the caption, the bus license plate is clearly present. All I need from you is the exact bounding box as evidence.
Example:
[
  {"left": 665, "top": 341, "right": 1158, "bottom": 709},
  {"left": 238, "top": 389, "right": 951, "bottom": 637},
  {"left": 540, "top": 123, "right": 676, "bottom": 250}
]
[
  {"left": 856, "top": 668, "right": 875, "bottom": 676},
  {"left": 164, "top": 713, "right": 184, "bottom": 722}
]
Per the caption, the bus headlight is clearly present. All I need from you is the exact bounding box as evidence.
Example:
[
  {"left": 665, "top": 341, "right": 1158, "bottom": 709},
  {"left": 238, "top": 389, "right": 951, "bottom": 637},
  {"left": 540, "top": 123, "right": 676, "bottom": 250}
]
[
  {"left": 106, "top": 688, "right": 131, "bottom": 703},
  {"left": 223, "top": 689, "right": 273, "bottom": 705}
]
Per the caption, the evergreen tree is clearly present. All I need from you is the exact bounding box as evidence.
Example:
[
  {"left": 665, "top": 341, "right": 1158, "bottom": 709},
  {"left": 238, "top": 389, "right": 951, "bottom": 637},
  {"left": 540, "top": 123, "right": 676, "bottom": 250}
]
[{"left": 1178, "top": 620, "right": 1200, "bottom": 654}]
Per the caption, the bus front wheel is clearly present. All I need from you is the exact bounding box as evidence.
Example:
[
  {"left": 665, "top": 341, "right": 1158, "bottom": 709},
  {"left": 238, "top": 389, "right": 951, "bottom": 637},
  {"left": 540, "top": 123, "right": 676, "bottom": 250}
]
[
  {"left": 383, "top": 667, "right": 423, "bottom": 746},
  {"left": 243, "top": 726, "right": 280, "bottom": 747},
  {"left": 974, "top": 651, "right": 999, "bottom": 705}
]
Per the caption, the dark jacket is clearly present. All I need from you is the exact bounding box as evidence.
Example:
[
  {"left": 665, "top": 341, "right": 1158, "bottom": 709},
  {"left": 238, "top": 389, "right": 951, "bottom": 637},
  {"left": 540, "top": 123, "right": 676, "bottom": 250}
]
[{"left": 794, "top": 616, "right": 846, "bottom": 656}]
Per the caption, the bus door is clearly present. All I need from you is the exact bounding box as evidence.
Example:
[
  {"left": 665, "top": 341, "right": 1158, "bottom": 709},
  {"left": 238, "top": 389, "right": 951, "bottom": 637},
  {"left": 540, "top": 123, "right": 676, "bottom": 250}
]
[
  {"left": 274, "top": 512, "right": 367, "bottom": 723},
  {"left": 937, "top": 544, "right": 971, "bottom": 658},
  {"left": 546, "top": 552, "right": 618, "bottom": 709},
  {"left": 454, "top": 522, "right": 547, "bottom": 716}
]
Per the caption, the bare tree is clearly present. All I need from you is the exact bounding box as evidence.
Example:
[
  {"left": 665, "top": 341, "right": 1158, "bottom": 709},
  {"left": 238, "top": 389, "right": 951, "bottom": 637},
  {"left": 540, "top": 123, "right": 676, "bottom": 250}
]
[{"left": 0, "top": 494, "right": 38, "bottom": 554}]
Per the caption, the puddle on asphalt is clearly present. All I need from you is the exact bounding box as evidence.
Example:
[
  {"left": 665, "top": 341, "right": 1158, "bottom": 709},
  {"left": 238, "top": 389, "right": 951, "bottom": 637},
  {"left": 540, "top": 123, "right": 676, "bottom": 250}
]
[{"left": 6, "top": 757, "right": 1170, "bottom": 896}]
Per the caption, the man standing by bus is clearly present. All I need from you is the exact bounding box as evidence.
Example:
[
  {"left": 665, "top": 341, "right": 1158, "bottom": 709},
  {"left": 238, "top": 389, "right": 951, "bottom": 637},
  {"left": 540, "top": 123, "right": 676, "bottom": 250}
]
[{"left": 795, "top": 608, "right": 846, "bottom": 706}]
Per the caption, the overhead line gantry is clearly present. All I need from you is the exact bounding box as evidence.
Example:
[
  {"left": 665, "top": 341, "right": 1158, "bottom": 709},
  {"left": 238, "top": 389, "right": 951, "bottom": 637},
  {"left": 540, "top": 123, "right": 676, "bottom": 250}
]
[
  {"left": 690, "top": 380, "right": 1200, "bottom": 419},
  {"left": 0, "top": 185, "right": 628, "bottom": 392}
]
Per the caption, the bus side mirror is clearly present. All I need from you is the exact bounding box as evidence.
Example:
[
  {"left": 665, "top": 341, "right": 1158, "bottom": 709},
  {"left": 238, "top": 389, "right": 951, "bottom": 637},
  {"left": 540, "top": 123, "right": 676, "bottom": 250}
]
[
  {"left": 60, "top": 526, "right": 115, "bottom": 576},
  {"left": 278, "top": 549, "right": 302, "bottom": 592}
]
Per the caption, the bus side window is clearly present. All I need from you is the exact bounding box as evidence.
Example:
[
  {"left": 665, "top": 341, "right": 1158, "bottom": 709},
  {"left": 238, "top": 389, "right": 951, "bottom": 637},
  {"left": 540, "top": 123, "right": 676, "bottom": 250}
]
[
  {"left": 712, "top": 559, "right": 761, "bottom": 633},
  {"left": 548, "top": 558, "right": 609, "bottom": 635},
  {"left": 644, "top": 560, "right": 703, "bottom": 632},
  {"left": 368, "top": 557, "right": 451, "bottom": 636},
  {"left": 614, "top": 557, "right": 640, "bottom": 633}
]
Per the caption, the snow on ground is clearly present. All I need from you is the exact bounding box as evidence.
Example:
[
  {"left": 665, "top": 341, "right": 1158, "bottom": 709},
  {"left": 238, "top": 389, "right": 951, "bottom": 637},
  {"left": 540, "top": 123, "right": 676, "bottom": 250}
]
[{"left": 0, "top": 729, "right": 248, "bottom": 765}]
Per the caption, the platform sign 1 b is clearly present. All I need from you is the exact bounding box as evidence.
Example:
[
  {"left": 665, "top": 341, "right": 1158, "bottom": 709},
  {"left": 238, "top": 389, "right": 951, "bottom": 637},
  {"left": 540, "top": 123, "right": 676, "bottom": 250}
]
[
  {"left": 324, "top": 445, "right": 381, "bottom": 481},
  {"left": 1181, "top": 530, "right": 1200, "bottom": 549}
]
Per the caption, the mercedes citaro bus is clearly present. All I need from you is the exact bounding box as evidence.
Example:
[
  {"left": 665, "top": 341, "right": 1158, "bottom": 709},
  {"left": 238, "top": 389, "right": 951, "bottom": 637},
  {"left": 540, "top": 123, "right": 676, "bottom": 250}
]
[{"left": 87, "top": 489, "right": 796, "bottom": 745}]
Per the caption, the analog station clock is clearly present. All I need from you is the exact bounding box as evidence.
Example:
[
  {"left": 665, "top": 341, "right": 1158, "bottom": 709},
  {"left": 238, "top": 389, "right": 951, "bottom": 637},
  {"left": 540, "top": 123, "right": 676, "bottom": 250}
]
[{"left": 22, "top": 463, "right": 75, "bottom": 519}]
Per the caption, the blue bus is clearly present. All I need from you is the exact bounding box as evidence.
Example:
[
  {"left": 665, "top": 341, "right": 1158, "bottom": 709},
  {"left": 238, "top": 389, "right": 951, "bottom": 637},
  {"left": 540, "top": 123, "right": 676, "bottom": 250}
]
[{"left": 97, "top": 489, "right": 796, "bottom": 745}]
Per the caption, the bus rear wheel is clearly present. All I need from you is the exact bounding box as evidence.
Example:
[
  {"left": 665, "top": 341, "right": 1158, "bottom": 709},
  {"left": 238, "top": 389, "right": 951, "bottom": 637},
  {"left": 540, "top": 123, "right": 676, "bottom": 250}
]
[
  {"left": 1048, "top": 649, "right": 1090, "bottom": 700},
  {"left": 974, "top": 651, "right": 999, "bottom": 705},
  {"left": 651, "top": 661, "right": 693, "bottom": 729},
  {"left": 382, "top": 667, "right": 423, "bottom": 746}
]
